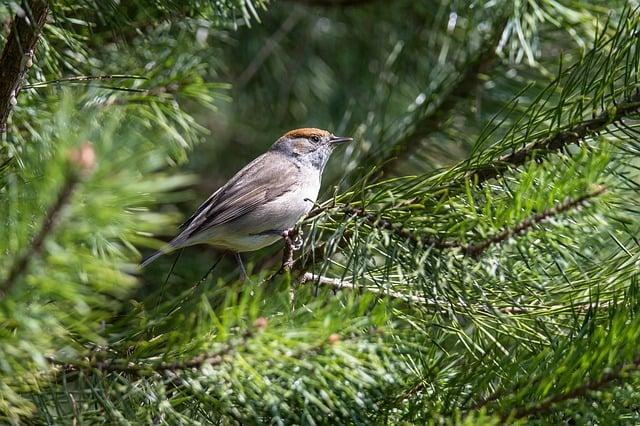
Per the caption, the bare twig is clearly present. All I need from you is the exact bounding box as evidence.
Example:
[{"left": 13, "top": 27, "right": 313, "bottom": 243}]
[
  {"left": 300, "top": 272, "right": 428, "bottom": 304},
  {"left": 22, "top": 74, "right": 146, "bottom": 90},
  {"left": 301, "top": 273, "right": 613, "bottom": 316},
  {"left": 0, "top": 0, "right": 49, "bottom": 133}
]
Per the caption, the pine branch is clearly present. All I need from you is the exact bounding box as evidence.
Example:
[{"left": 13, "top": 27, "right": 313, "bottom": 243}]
[
  {"left": 301, "top": 273, "right": 613, "bottom": 315},
  {"left": 48, "top": 317, "right": 349, "bottom": 380},
  {"left": 465, "top": 299, "right": 617, "bottom": 410},
  {"left": 0, "top": 144, "right": 95, "bottom": 299},
  {"left": 502, "top": 355, "right": 640, "bottom": 421},
  {"left": 312, "top": 186, "right": 603, "bottom": 261},
  {"left": 0, "top": 0, "right": 49, "bottom": 133},
  {"left": 342, "top": 206, "right": 458, "bottom": 250},
  {"left": 294, "top": 187, "right": 601, "bottom": 287},
  {"left": 463, "top": 185, "right": 606, "bottom": 257},
  {"left": 468, "top": 92, "right": 640, "bottom": 184},
  {"left": 50, "top": 334, "right": 246, "bottom": 377}
]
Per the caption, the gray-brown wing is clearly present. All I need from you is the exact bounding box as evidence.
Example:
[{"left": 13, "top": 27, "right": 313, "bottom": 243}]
[{"left": 175, "top": 151, "right": 298, "bottom": 243}]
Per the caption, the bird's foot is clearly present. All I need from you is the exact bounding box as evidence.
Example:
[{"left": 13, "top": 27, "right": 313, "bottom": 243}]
[
  {"left": 234, "top": 252, "right": 249, "bottom": 282},
  {"left": 290, "top": 229, "right": 304, "bottom": 250},
  {"left": 281, "top": 228, "right": 302, "bottom": 272}
]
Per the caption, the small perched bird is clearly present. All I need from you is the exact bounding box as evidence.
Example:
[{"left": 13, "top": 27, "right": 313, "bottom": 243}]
[{"left": 141, "top": 128, "right": 352, "bottom": 272}]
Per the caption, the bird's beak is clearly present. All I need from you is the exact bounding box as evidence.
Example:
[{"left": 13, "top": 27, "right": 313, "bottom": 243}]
[{"left": 329, "top": 135, "right": 353, "bottom": 145}]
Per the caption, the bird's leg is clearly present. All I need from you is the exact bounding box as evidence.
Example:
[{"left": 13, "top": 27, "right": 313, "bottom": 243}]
[
  {"left": 234, "top": 252, "right": 248, "bottom": 281},
  {"left": 155, "top": 248, "right": 184, "bottom": 308},
  {"left": 281, "top": 228, "right": 302, "bottom": 272}
]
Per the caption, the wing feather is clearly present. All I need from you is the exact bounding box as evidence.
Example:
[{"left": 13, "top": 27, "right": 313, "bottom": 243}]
[{"left": 174, "top": 151, "right": 298, "bottom": 245}]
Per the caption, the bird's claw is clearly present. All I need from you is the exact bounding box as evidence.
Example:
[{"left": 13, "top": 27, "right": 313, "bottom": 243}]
[
  {"left": 282, "top": 228, "right": 303, "bottom": 249},
  {"left": 281, "top": 228, "right": 303, "bottom": 272},
  {"left": 292, "top": 230, "right": 303, "bottom": 250}
]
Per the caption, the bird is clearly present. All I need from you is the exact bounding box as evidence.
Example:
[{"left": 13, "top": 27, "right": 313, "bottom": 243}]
[{"left": 141, "top": 128, "right": 352, "bottom": 274}]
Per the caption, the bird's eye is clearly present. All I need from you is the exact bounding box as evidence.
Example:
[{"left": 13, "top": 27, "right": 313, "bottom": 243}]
[{"left": 311, "top": 135, "right": 320, "bottom": 143}]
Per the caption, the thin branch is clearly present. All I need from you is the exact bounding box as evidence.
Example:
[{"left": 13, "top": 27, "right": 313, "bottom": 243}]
[
  {"left": 301, "top": 273, "right": 613, "bottom": 316},
  {"left": 235, "top": 9, "right": 303, "bottom": 88},
  {"left": 22, "top": 74, "right": 146, "bottom": 89},
  {"left": 465, "top": 301, "right": 618, "bottom": 410},
  {"left": 341, "top": 206, "right": 458, "bottom": 250},
  {"left": 318, "top": 185, "right": 606, "bottom": 260},
  {"left": 503, "top": 356, "right": 640, "bottom": 421},
  {"left": 48, "top": 319, "right": 349, "bottom": 379},
  {"left": 0, "top": 177, "right": 77, "bottom": 298},
  {"left": 0, "top": 0, "right": 49, "bottom": 133},
  {"left": 49, "top": 326, "right": 258, "bottom": 377},
  {"left": 469, "top": 92, "right": 640, "bottom": 184},
  {"left": 289, "top": 187, "right": 604, "bottom": 290},
  {"left": 49, "top": 350, "right": 227, "bottom": 376},
  {"left": 464, "top": 185, "right": 606, "bottom": 257},
  {"left": 299, "top": 272, "right": 428, "bottom": 304}
]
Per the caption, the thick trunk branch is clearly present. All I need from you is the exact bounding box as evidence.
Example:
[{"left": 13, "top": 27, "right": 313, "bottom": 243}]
[{"left": 0, "top": 0, "right": 49, "bottom": 133}]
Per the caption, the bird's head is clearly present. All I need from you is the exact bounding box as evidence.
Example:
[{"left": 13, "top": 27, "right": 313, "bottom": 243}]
[{"left": 271, "top": 128, "right": 352, "bottom": 170}]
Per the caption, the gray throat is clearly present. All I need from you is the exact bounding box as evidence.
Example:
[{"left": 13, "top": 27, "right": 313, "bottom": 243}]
[
  {"left": 272, "top": 144, "right": 333, "bottom": 173},
  {"left": 304, "top": 147, "right": 332, "bottom": 172}
]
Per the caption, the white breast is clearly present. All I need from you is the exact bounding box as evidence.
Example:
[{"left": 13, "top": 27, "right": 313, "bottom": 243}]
[{"left": 260, "top": 169, "right": 321, "bottom": 230}]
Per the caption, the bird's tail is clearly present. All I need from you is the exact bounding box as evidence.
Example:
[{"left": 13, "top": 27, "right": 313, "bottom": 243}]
[
  {"left": 141, "top": 249, "right": 167, "bottom": 268},
  {"left": 141, "top": 234, "right": 189, "bottom": 268}
]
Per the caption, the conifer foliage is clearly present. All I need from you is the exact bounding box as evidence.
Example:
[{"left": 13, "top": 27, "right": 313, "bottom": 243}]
[{"left": 1, "top": 0, "right": 640, "bottom": 423}]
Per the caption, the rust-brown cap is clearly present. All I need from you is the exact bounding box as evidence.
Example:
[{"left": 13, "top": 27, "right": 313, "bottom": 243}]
[{"left": 282, "top": 128, "right": 331, "bottom": 139}]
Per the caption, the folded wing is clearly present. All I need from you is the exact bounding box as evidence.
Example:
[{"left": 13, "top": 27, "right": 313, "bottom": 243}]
[{"left": 174, "top": 151, "right": 297, "bottom": 246}]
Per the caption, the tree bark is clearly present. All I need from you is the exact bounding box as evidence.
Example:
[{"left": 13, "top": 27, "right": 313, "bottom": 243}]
[{"left": 0, "top": 0, "right": 49, "bottom": 133}]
